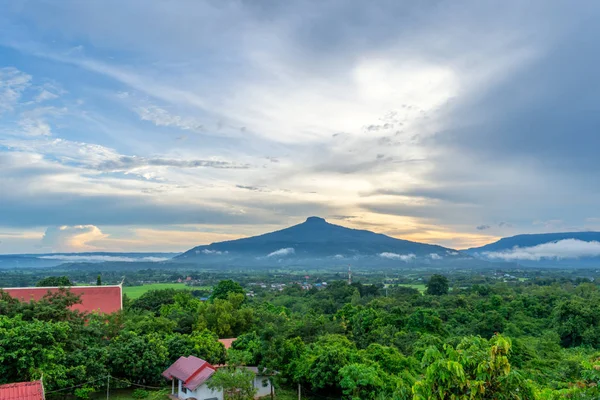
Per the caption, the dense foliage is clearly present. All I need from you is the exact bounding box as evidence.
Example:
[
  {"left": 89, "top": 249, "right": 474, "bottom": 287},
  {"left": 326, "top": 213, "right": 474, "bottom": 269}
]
[{"left": 3, "top": 273, "right": 600, "bottom": 399}]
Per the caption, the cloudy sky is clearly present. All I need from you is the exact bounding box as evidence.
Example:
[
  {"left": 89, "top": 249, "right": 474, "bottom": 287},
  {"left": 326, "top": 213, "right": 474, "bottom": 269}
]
[{"left": 1, "top": 0, "right": 599, "bottom": 253}]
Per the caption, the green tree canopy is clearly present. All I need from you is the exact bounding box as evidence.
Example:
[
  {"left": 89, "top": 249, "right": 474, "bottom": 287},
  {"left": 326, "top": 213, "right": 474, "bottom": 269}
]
[
  {"left": 206, "top": 366, "right": 257, "bottom": 400},
  {"left": 36, "top": 276, "right": 73, "bottom": 287},
  {"left": 426, "top": 274, "right": 449, "bottom": 296},
  {"left": 211, "top": 280, "right": 246, "bottom": 301}
]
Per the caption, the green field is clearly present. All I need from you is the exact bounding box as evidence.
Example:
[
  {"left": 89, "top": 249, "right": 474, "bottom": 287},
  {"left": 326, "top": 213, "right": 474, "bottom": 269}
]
[
  {"left": 395, "top": 283, "right": 427, "bottom": 293},
  {"left": 123, "top": 283, "right": 192, "bottom": 299}
]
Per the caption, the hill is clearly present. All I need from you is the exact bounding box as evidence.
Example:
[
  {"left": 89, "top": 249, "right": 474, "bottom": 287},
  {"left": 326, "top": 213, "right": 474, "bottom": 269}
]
[
  {"left": 466, "top": 232, "right": 600, "bottom": 267},
  {"left": 176, "top": 216, "right": 484, "bottom": 268}
]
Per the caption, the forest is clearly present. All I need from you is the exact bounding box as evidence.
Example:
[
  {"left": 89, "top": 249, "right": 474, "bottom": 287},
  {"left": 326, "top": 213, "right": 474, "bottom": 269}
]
[{"left": 2, "top": 272, "right": 600, "bottom": 399}]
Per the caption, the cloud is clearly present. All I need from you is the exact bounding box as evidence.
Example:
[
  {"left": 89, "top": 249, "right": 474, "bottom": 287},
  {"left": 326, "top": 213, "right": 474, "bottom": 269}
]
[
  {"left": 476, "top": 225, "right": 491, "bottom": 231},
  {"left": 2, "top": 1, "right": 600, "bottom": 253},
  {"left": 41, "top": 225, "right": 108, "bottom": 252},
  {"left": 135, "top": 105, "right": 205, "bottom": 133},
  {"left": 267, "top": 247, "right": 295, "bottom": 257},
  {"left": 95, "top": 155, "right": 250, "bottom": 172},
  {"left": 481, "top": 239, "right": 600, "bottom": 261},
  {"left": 199, "top": 249, "right": 227, "bottom": 255},
  {"left": 0, "top": 67, "right": 31, "bottom": 113},
  {"left": 378, "top": 252, "right": 416, "bottom": 262},
  {"left": 38, "top": 254, "right": 170, "bottom": 262},
  {"left": 18, "top": 117, "right": 52, "bottom": 136},
  {"left": 429, "top": 253, "right": 442, "bottom": 260},
  {"left": 34, "top": 89, "right": 59, "bottom": 103}
]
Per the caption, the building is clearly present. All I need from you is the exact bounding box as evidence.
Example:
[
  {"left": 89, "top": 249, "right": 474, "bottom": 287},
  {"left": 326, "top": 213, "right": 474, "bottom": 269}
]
[
  {"left": 162, "top": 355, "right": 274, "bottom": 400},
  {"left": 1, "top": 285, "right": 123, "bottom": 314},
  {"left": 0, "top": 380, "right": 45, "bottom": 400},
  {"left": 217, "top": 338, "right": 236, "bottom": 350}
]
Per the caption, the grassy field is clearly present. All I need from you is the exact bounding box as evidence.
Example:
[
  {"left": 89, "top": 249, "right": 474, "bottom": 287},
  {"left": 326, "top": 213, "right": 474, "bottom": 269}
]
[
  {"left": 123, "top": 283, "right": 193, "bottom": 299},
  {"left": 395, "top": 283, "right": 427, "bottom": 293}
]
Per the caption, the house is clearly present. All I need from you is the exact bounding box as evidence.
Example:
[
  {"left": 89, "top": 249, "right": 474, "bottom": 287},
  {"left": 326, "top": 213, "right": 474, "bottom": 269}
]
[
  {"left": 0, "top": 380, "right": 45, "bottom": 400},
  {"left": 218, "top": 338, "right": 236, "bottom": 350},
  {"left": 162, "top": 356, "right": 274, "bottom": 400},
  {"left": 1, "top": 285, "right": 123, "bottom": 314}
]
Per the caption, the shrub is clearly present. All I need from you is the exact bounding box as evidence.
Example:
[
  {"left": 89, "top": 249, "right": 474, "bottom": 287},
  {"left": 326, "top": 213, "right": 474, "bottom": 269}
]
[{"left": 132, "top": 388, "right": 150, "bottom": 399}]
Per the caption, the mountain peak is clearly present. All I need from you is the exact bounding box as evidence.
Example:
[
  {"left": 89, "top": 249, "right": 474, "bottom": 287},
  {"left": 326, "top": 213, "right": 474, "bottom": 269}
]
[{"left": 305, "top": 216, "right": 327, "bottom": 224}]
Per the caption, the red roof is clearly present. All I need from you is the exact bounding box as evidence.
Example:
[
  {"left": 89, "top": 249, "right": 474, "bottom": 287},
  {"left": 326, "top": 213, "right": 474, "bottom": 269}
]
[
  {"left": 162, "top": 356, "right": 216, "bottom": 390},
  {"left": 218, "top": 338, "right": 237, "bottom": 350},
  {"left": 0, "top": 380, "right": 45, "bottom": 400},
  {"left": 2, "top": 285, "right": 122, "bottom": 314}
]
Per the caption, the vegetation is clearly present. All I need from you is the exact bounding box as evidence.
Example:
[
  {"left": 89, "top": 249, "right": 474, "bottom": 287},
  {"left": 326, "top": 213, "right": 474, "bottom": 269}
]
[
  {"left": 36, "top": 275, "right": 73, "bottom": 287},
  {"left": 123, "top": 283, "right": 193, "bottom": 299},
  {"left": 4, "top": 268, "right": 600, "bottom": 398}
]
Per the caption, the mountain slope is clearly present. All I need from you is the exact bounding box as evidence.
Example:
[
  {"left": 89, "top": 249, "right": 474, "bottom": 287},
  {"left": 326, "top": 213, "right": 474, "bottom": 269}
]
[
  {"left": 467, "top": 232, "right": 600, "bottom": 253},
  {"left": 176, "top": 216, "right": 478, "bottom": 267},
  {"left": 466, "top": 231, "right": 600, "bottom": 267}
]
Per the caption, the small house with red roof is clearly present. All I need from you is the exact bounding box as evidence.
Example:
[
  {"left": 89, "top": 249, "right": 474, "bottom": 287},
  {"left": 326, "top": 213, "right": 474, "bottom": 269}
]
[
  {"left": 0, "top": 380, "right": 45, "bottom": 400},
  {"left": 162, "top": 355, "right": 274, "bottom": 400},
  {"left": 2, "top": 285, "right": 122, "bottom": 314},
  {"left": 162, "top": 356, "right": 221, "bottom": 400}
]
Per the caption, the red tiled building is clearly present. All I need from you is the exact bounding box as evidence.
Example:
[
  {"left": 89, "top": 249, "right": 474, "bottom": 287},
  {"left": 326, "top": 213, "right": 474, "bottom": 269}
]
[
  {"left": 0, "top": 380, "right": 45, "bottom": 400},
  {"left": 2, "top": 285, "right": 122, "bottom": 314},
  {"left": 218, "top": 338, "right": 237, "bottom": 350}
]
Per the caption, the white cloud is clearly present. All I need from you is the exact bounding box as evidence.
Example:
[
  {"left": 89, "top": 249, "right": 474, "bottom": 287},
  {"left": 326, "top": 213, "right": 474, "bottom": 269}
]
[
  {"left": 333, "top": 254, "right": 344, "bottom": 259},
  {"left": 34, "top": 89, "right": 59, "bottom": 103},
  {"left": 38, "top": 255, "right": 170, "bottom": 262},
  {"left": 18, "top": 117, "right": 52, "bottom": 136},
  {"left": 135, "top": 105, "right": 206, "bottom": 133},
  {"left": 267, "top": 247, "right": 295, "bottom": 257},
  {"left": 379, "top": 252, "right": 416, "bottom": 262},
  {"left": 41, "top": 225, "right": 108, "bottom": 252},
  {"left": 0, "top": 67, "right": 32, "bottom": 113},
  {"left": 482, "top": 239, "right": 600, "bottom": 261},
  {"left": 429, "top": 253, "right": 442, "bottom": 260},
  {"left": 199, "top": 249, "right": 227, "bottom": 255}
]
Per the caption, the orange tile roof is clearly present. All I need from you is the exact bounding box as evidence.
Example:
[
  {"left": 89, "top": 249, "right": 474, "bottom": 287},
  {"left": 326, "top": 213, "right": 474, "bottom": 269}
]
[
  {"left": 218, "top": 338, "right": 237, "bottom": 349},
  {"left": 2, "top": 285, "right": 122, "bottom": 314},
  {"left": 0, "top": 380, "right": 45, "bottom": 400}
]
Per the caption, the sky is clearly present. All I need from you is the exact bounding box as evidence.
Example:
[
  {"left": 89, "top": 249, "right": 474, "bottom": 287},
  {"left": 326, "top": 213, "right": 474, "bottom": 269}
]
[{"left": 1, "top": 0, "right": 600, "bottom": 254}]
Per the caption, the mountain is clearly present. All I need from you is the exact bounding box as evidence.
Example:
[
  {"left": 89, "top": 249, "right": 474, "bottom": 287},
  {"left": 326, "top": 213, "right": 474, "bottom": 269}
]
[
  {"left": 466, "top": 232, "right": 600, "bottom": 267},
  {"left": 176, "top": 216, "right": 482, "bottom": 268}
]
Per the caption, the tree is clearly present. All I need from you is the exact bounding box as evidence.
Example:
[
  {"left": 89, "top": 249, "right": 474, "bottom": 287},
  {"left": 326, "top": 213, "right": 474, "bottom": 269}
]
[
  {"left": 426, "top": 275, "right": 449, "bottom": 296},
  {"left": 339, "top": 363, "right": 385, "bottom": 400},
  {"left": 207, "top": 366, "right": 257, "bottom": 400},
  {"left": 165, "top": 330, "right": 226, "bottom": 365},
  {"left": 96, "top": 274, "right": 102, "bottom": 286},
  {"left": 108, "top": 331, "right": 169, "bottom": 384},
  {"left": 130, "top": 289, "right": 180, "bottom": 314},
  {"left": 211, "top": 280, "right": 245, "bottom": 301},
  {"left": 295, "top": 335, "right": 361, "bottom": 392},
  {"left": 412, "top": 335, "right": 535, "bottom": 400},
  {"left": 36, "top": 276, "right": 73, "bottom": 287}
]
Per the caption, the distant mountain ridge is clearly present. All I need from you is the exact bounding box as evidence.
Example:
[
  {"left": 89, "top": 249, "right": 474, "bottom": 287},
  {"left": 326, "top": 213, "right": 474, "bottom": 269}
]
[
  {"left": 176, "top": 216, "right": 483, "bottom": 267},
  {"left": 466, "top": 231, "right": 600, "bottom": 267},
  {"left": 466, "top": 232, "right": 600, "bottom": 253}
]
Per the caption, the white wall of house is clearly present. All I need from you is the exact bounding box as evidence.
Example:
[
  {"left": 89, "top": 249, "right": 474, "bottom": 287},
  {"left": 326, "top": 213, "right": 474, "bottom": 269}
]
[
  {"left": 253, "top": 375, "right": 273, "bottom": 398},
  {"left": 175, "top": 374, "right": 272, "bottom": 399},
  {"left": 177, "top": 379, "right": 223, "bottom": 400}
]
